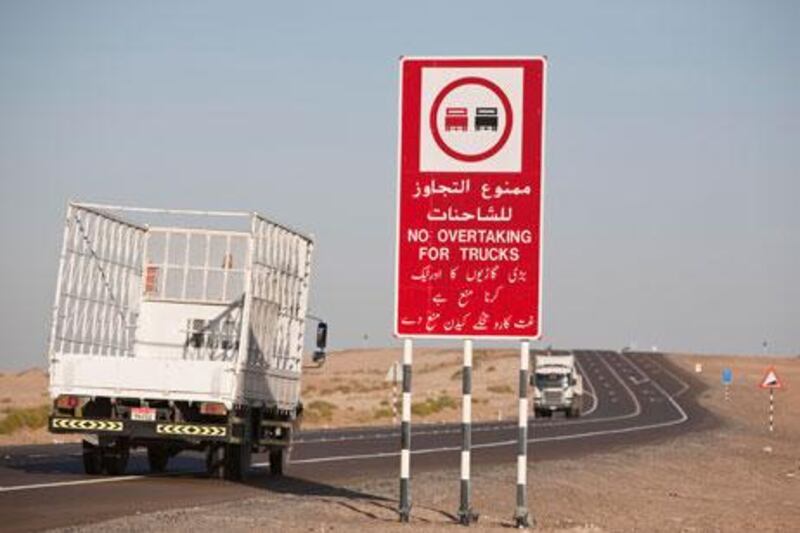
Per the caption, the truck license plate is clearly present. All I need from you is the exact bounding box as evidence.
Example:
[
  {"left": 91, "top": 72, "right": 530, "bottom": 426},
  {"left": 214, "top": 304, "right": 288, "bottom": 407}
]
[{"left": 131, "top": 407, "right": 156, "bottom": 421}]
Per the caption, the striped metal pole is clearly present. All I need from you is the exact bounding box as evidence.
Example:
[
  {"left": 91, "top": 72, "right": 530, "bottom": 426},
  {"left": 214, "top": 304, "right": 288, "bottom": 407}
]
[
  {"left": 399, "top": 339, "right": 413, "bottom": 522},
  {"left": 458, "top": 339, "right": 478, "bottom": 525},
  {"left": 513, "top": 341, "right": 532, "bottom": 528},
  {"left": 769, "top": 388, "right": 774, "bottom": 433},
  {"left": 392, "top": 362, "right": 399, "bottom": 426}
]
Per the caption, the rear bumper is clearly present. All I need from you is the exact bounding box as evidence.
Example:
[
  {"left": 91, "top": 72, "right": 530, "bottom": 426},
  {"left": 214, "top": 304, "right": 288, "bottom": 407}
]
[
  {"left": 49, "top": 416, "right": 232, "bottom": 443},
  {"left": 534, "top": 399, "right": 574, "bottom": 410}
]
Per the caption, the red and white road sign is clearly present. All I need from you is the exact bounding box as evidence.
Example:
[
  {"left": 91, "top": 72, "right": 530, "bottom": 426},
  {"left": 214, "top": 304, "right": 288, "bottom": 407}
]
[
  {"left": 394, "top": 57, "right": 547, "bottom": 339},
  {"left": 759, "top": 366, "right": 784, "bottom": 389}
]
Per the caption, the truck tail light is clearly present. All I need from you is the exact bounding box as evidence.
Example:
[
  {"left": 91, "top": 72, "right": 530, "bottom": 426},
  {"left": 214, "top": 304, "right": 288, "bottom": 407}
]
[
  {"left": 200, "top": 402, "right": 227, "bottom": 416},
  {"left": 144, "top": 265, "right": 159, "bottom": 295},
  {"left": 55, "top": 395, "right": 81, "bottom": 409}
]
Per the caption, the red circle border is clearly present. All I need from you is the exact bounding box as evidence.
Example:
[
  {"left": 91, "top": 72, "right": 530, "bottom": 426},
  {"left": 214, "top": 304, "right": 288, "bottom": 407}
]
[{"left": 429, "top": 76, "right": 514, "bottom": 163}]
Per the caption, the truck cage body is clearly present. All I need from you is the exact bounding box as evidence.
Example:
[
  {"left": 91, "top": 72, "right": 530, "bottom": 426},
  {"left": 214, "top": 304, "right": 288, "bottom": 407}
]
[{"left": 48, "top": 202, "right": 313, "bottom": 413}]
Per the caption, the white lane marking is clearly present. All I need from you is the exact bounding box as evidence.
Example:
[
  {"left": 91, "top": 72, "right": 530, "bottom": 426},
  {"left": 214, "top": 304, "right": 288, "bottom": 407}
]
[
  {"left": 297, "top": 351, "right": 642, "bottom": 445},
  {"left": 593, "top": 353, "right": 642, "bottom": 420},
  {"left": 283, "top": 355, "right": 688, "bottom": 466},
  {"left": 284, "top": 407, "right": 689, "bottom": 466},
  {"left": 299, "top": 352, "right": 626, "bottom": 444},
  {"left": 626, "top": 357, "right": 688, "bottom": 423},
  {"left": 299, "top": 351, "right": 645, "bottom": 458},
  {"left": 627, "top": 375, "right": 650, "bottom": 385},
  {"left": 616, "top": 354, "right": 650, "bottom": 385},
  {"left": 1, "top": 355, "right": 687, "bottom": 493},
  {"left": 633, "top": 354, "right": 690, "bottom": 397},
  {"left": 526, "top": 351, "right": 642, "bottom": 428},
  {"left": 0, "top": 475, "right": 145, "bottom": 493},
  {"left": 574, "top": 357, "right": 599, "bottom": 417}
]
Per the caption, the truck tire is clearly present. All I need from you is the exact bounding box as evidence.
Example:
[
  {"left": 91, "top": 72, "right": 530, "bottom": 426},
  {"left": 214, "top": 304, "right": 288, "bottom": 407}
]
[
  {"left": 269, "top": 448, "right": 286, "bottom": 476},
  {"left": 82, "top": 441, "right": 103, "bottom": 475},
  {"left": 103, "top": 441, "right": 129, "bottom": 476},
  {"left": 206, "top": 443, "right": 251, "bottom": 481},
  {"left": 225, "top": 443, "right": 251, "bottom": 481},
  {"left": 147, "top": 445, "right": 169, "bottom": 473},
  {"left": 206, "top": 444, "right": 226, "bottom": 479}
]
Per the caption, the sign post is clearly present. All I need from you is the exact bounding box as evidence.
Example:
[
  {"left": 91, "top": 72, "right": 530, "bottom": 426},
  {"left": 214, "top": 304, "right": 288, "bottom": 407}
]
[
  {"left": 758, "top": 366, "right": 784, "bottom": 433},
  {"left": 459, "top": 339, "right": 477, "bottom": 524},
  {"left": 399, "top": 339, "right": 413, "bottom": 521},
  {"left": 515, "top": 341, "right": 531, "bottom": 527},
  {"left": 395, "top": 56, "right": 547, "bottom": 525}
]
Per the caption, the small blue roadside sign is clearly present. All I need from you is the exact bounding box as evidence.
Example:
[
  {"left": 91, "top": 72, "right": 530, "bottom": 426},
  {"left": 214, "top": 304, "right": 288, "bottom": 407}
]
[{"left": 722, "top": 368, "right": 733, "bottom": 385}]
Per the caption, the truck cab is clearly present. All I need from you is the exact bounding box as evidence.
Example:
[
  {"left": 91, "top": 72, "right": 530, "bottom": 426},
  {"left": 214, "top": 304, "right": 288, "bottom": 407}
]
[{"left": 532, "top": 354, "right": 583, "bottom": 418}]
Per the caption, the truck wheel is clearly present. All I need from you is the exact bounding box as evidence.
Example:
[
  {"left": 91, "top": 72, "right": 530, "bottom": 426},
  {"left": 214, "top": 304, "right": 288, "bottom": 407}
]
[
  {"left": 82, "top": 441, "right": 103, "bottom": 475},
  {"left": 103, "top": 443, "right": 129, "bottom": 475},
  {"left": 269, "top": 448, "right": 287, "bottom": 476},
  {"left": 206, "top": 444, "right": 226, "bottom": 479},
  {"left": 147, "top": 445, "right": 169, "bottom": 473},
  {"left": 224, "top": 443, "right": 251, "bottom": 481}
]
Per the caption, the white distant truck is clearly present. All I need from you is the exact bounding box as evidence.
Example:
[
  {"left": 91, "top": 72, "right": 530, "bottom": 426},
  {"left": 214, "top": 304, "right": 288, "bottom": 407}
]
[
  {"left": 46, "top": 202, "right": 327, "bottom": 480},
  {"left": 532, "top": 353, "right": 583, "bottom": 418}
]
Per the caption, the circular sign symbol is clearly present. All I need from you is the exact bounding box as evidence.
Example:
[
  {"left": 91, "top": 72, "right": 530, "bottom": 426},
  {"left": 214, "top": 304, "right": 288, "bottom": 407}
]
[{"left": 429, "top": 77, "right": 513, "bottom": 163}]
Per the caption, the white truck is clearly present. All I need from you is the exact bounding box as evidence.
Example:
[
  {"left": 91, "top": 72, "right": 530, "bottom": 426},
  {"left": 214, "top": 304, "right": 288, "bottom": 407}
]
[
  {"left": 47, "top": 202, "right": 326, "bottom": 480},
  {"left": 531, "top": 353, "right": 583, "bottom": 418}
]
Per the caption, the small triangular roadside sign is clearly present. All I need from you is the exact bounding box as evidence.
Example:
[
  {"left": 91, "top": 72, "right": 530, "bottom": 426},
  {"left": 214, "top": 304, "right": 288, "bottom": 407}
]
[{"left": 758, "top": 366, "right": 784, "bottom": 390}]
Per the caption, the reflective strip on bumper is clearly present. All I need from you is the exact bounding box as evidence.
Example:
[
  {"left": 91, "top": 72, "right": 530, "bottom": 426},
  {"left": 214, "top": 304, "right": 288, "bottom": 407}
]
[
  {"left": 51, "top": 418, "right": 123, "bottom": 432},
  {"left": 156, "top": 423, "right": 227, "bottom": 437}
]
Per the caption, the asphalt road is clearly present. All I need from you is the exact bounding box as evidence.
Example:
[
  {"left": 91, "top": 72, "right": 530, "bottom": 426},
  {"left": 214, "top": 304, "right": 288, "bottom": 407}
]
[{"left": 0, "top": 351, "right": 713, "bottom": 531}]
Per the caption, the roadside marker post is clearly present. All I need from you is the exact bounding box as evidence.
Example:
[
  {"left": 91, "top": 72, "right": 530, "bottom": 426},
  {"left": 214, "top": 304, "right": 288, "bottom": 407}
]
[
  {"left": 458, "top": 340, "right": 479, "bottom": 525},
  {"left": 399, "top": 339, "right": 413, "bottom": 521},
  {"left": 386, "top": 361, "right": 402, "bottom": 425},
  {"left": 395, "top": 56, "right": 546, "bottom": 525},
  {"left": 722, "top": 367, "right": 732, "bottom": 402},
  {"left": 769, "top": 388, "right": 774, "bottom": 433},
  {"left": 514, "top": 341, "right": 531, "bottom": 528},
  {"left": 758, "top": 366, "right": 784, "bottom": 434}
]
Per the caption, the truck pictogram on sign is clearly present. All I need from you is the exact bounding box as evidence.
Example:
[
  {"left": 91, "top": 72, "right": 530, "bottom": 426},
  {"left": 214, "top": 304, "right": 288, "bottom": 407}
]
[
  {"left": 474, "top": 107, "right": 498, "bottom": 131},
  {"left": 444, "top": 107, "right": 469, "bottom": 131}
]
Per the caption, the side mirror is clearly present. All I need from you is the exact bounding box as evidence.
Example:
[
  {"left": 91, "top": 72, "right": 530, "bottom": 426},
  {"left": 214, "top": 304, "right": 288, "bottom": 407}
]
[
  {"left": 312, "top": 322, "right": 328, "bottom": 364},
  {"left": 316, "top": 322, "right": 328, "bottom": 350}
]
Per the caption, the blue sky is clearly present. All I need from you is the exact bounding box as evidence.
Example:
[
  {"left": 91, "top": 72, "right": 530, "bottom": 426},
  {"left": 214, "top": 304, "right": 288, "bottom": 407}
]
[{"left": 1, "top": 1, "right": 798, "bottom": 369}]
